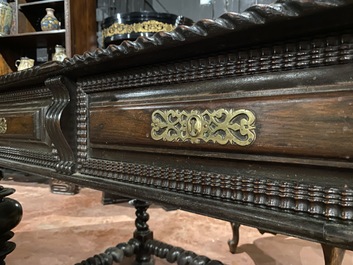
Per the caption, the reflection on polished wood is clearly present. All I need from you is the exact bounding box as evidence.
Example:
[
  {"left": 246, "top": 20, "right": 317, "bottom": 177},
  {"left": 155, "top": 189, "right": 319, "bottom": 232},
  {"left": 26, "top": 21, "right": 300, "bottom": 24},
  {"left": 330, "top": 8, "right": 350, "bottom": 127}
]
[{"left": 1, "top": 1, "right": 353, "bottom": 264}]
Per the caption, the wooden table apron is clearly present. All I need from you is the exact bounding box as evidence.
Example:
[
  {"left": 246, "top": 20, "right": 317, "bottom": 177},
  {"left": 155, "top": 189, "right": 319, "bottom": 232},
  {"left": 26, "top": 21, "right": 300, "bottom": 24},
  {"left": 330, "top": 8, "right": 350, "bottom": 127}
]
[{"left": 0, "top": 0, "right": 353, "bottom": 259}]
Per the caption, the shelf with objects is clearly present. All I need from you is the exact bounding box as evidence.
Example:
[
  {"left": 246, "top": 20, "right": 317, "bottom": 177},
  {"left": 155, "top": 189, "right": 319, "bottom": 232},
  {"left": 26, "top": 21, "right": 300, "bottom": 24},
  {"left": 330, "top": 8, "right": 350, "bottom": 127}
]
[{"left": 0, "top": 0, "right": 96, "bottom": 75}]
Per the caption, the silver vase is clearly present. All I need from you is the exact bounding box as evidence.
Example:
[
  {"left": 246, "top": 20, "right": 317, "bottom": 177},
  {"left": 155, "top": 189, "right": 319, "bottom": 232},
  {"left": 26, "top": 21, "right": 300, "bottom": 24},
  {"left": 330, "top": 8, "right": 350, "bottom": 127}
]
[{"left": 0, "top": 0, "right": 13, "bottom": 36}]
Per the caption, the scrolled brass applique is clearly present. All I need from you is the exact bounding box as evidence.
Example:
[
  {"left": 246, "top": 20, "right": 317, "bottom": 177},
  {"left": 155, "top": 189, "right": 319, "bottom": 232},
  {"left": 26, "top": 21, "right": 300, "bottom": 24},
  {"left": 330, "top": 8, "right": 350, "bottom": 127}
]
[
  {"left": 103, "top": 20, "right": 176, "bottom": 38},
  {"left": 0, "top": 118, "right": 7, "bottom": 134},
  {"left": 151, "top": 109, "right": 256, "bottom": 146},
  {"left": 134, "top": 20, "right": 175, "bottom": 33}
]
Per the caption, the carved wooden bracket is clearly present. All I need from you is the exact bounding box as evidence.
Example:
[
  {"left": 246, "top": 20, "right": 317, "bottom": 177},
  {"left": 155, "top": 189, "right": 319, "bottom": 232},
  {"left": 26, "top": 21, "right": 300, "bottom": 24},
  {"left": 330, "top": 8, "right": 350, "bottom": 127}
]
[{"left": 45, "top": 76, "right": 76, "bottom": 174}]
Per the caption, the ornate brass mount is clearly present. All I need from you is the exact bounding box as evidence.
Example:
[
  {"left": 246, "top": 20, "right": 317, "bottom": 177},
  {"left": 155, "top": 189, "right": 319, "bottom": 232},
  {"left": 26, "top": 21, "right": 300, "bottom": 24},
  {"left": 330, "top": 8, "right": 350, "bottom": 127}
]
[
  {"left": 0, "top": 118, "right": 7, "bottom": 134},
  {"left": 103, "top": 20, "right": 176, "bottom": 38},
  {"left": 151, "top": 109, "right": 256, "bottom": 146}
]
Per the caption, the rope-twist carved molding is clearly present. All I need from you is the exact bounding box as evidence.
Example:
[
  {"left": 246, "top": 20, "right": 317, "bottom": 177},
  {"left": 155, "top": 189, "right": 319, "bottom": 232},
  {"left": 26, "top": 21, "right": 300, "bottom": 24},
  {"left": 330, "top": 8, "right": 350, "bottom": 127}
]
[
  {"left": 63, "top": 0, "right": 349, "bottom": 71},
  {"left": 0, "top": 0, "right": 351, "bottom": 86}
]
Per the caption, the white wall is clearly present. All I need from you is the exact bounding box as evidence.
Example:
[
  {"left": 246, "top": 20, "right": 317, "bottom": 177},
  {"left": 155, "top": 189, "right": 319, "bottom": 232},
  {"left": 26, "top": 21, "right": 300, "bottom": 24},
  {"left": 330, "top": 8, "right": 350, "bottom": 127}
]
[
  {"left": 97, "top": 0, "right": 276, "bottom": 22},
  {"left": 151, "top": 0, "right": 275, "bottom": 22},
  {"left": 96, "top": 0, "right": 276, "bottom": 47}
]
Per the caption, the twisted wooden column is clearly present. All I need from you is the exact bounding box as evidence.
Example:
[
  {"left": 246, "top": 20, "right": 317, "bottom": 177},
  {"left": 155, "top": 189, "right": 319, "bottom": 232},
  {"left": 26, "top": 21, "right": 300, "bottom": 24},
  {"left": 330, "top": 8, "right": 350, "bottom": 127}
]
[
  {"left": 0, "top": 186, "right": 22, "bottom": 265},
  {"left": 75, "top": 199, "right": 223, "bottom": 265},
  {"left": 132, "top": 200, "right": 154, "bottom": 265}
]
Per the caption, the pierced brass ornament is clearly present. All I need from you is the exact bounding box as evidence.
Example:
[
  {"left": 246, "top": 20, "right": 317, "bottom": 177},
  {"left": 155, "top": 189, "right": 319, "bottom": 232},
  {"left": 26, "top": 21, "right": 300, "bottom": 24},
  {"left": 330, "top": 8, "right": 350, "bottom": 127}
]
[
  {"left": 151, "top": 109, "right": 256, "bottom": 146},
  {"left": 103, "top": 20, "right": 176, "bottom": 38},
  {"left": 0, "top": 118, "right": 7, "bottom": 134}
]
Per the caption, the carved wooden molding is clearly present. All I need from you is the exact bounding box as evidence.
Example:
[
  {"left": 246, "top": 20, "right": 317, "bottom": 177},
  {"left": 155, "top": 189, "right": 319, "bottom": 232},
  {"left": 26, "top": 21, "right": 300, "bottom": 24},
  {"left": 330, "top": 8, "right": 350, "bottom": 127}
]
[
  {"left": 76, "top": 79, "right": 353, "bottom": 221},
  {"left": 79, "top": 158, "right": 353, "bottom": 221},
  {"left": 1, "top": 0, "right": 352, "bottom": 86},
  {"left": 0, "top": 87, "right": 51, "bottom": 103},
  {"left": 70, "top": 0, "right": 353, "bottom": 224},
  {"left": 76, "top": 85, "right": 89, "bottom": 170},
  {"left": 45, "top": 76, "right": 76, "bottom": 174},
  {"left": 79, "top": 32, "right": 353, "bottom": 94},
  {"left": 63, "top": 0, "right": 351, "bottom": 72},
  {"left": 0, "top": 87, "right": 57, "bottom": 168},
  {"left": 0, "top": 146, "right": 58, "bottom": 168}
]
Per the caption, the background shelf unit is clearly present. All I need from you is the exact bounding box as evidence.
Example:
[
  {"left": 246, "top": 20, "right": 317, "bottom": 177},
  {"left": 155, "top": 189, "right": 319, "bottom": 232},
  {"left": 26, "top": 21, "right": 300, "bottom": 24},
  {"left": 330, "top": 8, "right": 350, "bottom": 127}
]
[{"left": 0, "top": 0, "right": 96, "bottom": 75}]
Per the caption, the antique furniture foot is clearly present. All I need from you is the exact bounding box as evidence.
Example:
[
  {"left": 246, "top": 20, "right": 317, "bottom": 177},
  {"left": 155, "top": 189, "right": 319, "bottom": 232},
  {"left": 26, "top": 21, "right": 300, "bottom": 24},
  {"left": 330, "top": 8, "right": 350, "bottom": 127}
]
[
  {"left": 76, "top": 200, "right": 223, "bottom": 265},
  {"left": 228, "top": 222, "right": 276, "bottom": 254},
  {"left": 228, "top": 222, "right": 240, "bottom": 254},
  {"left": 49, "top": 179, "right": 80, "bottom": 195},
  {"left": 227, "top": 224, "right": 346, "bottom": 265},
  {"left": 0, "top": 186, "right": 22, "bottom": 265},
  {"left": 321, "top": 244, "right": 346, "bottom": 265},
  {"left": 101, "top": 192, "right": 130, "bottom": 205}
]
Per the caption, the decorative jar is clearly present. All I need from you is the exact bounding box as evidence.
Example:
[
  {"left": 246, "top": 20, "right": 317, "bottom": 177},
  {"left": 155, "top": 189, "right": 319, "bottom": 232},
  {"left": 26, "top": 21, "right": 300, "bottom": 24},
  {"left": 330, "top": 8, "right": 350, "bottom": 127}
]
[
  {"left": 52, "top": 45, "right": 68, "bottom": 62},
  {"left": 40, "top": 8, "right": 60, "bottom": 31},
  {"left": 0, "top": 0, "right": 13, "bottom": 36},
  {"left": 15, "top": 57, "right": 35, "bottom": 71}
]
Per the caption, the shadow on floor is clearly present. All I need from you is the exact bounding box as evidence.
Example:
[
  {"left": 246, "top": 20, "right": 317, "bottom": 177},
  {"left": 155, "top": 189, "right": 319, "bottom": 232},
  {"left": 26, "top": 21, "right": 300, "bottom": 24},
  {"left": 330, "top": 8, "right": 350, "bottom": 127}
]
[{"left": 2, "top": 182, "right": 353, "bottom": 265}]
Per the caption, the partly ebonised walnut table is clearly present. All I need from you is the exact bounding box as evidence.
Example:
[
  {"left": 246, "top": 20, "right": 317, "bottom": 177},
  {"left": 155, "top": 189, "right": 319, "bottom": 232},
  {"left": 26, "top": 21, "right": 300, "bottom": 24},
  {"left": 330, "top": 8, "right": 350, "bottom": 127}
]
[{"left": 1, "top": 1, "right": 353, "bottom": 264}]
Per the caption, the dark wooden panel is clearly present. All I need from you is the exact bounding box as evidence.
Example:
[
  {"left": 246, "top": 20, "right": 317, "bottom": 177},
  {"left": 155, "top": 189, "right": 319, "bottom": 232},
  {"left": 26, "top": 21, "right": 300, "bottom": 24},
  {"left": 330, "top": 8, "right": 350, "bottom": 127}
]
[
  {"left": 89, "top": 90, "right": 353, "bottom": 162},
  {"left": 0, "top": 110, "right": 42, "bottom": 140},
  {"left": 0, "top": 113, "right": 34, "bottom": 137},
  {"left": 67, "top": 0, "right": 97, "bottom": 56}
]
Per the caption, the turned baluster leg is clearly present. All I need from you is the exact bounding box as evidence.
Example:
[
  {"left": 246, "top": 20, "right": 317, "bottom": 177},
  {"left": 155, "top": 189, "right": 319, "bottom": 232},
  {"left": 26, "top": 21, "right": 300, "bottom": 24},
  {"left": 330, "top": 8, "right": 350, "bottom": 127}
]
[
  {"left": 228, "top": 222, "right": 240, "bottom": 254},
  {"left": 132, "top": 200, "right": 154, "bottom": 265},
  {"left": 0, "top": 186, "right": 22, "bottom": 265},
  {"left": 321, "top": 244, "right": 345, "bottom": 265}
]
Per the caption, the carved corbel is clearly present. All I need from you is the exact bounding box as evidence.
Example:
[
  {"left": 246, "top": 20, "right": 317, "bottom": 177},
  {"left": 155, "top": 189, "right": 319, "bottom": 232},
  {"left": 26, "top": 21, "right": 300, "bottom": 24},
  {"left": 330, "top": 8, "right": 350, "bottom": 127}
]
[{"left": 45, "top": 76, "right": 76, "bottom": 175}]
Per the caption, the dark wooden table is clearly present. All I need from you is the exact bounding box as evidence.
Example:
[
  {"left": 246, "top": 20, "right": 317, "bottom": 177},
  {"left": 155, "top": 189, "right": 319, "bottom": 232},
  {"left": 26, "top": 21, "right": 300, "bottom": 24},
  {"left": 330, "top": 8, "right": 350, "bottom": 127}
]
[{"left": 0, "top": 1, "right": 353, "bottom": 264}]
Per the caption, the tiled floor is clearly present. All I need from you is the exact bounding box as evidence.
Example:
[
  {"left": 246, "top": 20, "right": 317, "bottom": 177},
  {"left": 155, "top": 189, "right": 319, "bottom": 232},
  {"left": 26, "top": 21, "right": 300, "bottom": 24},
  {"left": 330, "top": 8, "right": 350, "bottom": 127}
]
[{"left": 2, "top": 181, "right": 353, "bottom": 265}]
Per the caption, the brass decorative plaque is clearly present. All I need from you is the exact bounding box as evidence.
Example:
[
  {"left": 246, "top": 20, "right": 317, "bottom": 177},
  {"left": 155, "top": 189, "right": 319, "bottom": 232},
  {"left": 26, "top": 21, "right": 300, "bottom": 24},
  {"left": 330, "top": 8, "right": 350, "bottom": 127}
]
[
  {"left": 103, "top": 20, "right": 176, "bottom": 38},
  {"left": 0, "top": 118, "right": 7, "bottom": 134},
  {"left": 151, "top": 109, "right": 256, "bottom": 146}
]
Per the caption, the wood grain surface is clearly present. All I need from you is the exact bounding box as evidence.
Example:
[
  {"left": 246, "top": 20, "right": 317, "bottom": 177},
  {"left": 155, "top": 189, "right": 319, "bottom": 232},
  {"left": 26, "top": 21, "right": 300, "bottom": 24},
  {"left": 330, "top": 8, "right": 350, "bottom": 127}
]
[{"left": 89, "top": 90, "right": 353, "bottom": 162}]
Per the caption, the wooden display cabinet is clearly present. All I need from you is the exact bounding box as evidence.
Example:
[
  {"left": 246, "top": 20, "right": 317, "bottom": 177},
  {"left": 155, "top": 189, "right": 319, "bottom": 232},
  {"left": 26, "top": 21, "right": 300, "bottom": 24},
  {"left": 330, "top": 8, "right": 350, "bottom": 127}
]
[{"left": 0, "top": 0, "right": 96, "bottom": 75}]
